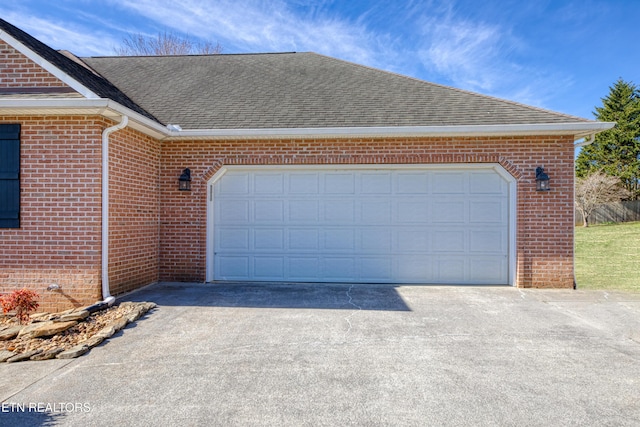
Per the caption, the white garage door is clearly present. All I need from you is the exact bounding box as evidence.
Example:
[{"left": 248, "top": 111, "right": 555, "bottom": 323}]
[{"left": 210, "top": 166, "right": 511, "bottom": 284}]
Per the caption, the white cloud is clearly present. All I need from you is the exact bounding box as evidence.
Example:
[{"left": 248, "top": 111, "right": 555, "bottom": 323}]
[
  {"left": 415, "top": 11, "right": 517, "bottom": 93},
  {"left": 0, "top": 0, "right": 576, "bottom": 113},
  {"left": 0, "top": 8, "right": 120, "bottom": 56},
  {"left": 107, "top": 0, "right": 386, "bottom": 64},
  {"left": 411, "top": 6, "right": 572, "bottom": 110}
]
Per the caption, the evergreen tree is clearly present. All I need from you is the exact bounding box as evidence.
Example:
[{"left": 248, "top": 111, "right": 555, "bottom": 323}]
[{"left": 576, "top": 78, "right": 640, "bottom": 199}]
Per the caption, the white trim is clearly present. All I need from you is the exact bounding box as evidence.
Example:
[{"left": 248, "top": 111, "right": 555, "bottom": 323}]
[
  {"left": 168, "top": 122, "right": 615, "bottom": 140},
  {"left": 0, "top": 98, "right": 614, "bottom": 142},
  {"left": 0, "top": 30, "right": 100, "bottom": 99},
  {"left": 205, "top": 163, "right": 517, "bottom": 285}
]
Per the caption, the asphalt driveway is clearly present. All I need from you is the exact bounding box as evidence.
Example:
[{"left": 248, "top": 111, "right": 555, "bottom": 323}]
[{"left": 1, "top": 282, "right": 639, "bottom": 426}]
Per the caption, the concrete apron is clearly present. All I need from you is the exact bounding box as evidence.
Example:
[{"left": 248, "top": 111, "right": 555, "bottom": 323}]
[{"left": 1, "top": 282, "right": 639, "bottom": 426}]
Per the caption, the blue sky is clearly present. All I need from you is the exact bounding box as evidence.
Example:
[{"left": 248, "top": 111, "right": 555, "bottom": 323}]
[{"left": 1, "top": 0, "right": 638, "bottom": 120}]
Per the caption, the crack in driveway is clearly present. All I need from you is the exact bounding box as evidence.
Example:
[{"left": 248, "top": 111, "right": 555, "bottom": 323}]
[{"left": 343, "top": 285, "right": 362, "bottom": 340}]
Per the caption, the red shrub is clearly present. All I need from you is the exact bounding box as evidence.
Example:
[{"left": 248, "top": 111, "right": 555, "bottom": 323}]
[{"left": 0, "top": 288, "right": 40, "bottom": 324}]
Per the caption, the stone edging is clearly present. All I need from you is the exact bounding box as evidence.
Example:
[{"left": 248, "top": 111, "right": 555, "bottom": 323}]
[{"left": 0, "top": 302, "right": 156, "bottom": 363}]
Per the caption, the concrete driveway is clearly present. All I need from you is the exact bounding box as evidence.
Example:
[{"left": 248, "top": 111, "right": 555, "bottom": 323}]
[{"left": 1, "top": 282, "right": 639, "bottom": 426}]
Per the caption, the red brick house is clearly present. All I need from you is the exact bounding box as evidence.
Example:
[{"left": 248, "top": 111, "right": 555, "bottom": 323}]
[{"left": 0, "top": 19, "right": 613, "bottom": 312}]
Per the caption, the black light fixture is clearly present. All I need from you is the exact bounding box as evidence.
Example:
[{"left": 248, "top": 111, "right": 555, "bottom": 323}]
[
  {"left": 179, "top": 168, "right": 191, "bottom": 191},
  {"left": 535, "top": 166, "right": 550, "bottom": 191}
]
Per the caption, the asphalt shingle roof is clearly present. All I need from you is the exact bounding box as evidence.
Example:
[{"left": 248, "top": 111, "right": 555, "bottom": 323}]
[{"left": 81, "top": 52, "right": 589, "bottom": 130}]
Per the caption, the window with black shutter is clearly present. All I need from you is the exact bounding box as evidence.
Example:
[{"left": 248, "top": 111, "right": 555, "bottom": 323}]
[{"left": 0, "top": 124, "right": 20, "bottom": 228}]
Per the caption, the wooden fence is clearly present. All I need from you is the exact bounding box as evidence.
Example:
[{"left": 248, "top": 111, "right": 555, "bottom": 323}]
[{"left": 575, "top": 200, "right": 640, "bottom": 225}]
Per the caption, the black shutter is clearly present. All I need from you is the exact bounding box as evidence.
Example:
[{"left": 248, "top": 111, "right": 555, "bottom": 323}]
[{"left": 0, "top": 124, "right": 20, "bottom": 228}]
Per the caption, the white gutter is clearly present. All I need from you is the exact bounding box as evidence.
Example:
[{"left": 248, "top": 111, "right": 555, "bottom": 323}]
[
  {"left": 0, "top": 98, "right": 617, "bottom": 141},
  {"left": 574, "top": 133, "right": 599, "bottom": 148},
  {"left": 166, "top": 122, "right": 615, "bottom": 141},
  {"left": 101, "top": 115, "right": 129, "bottom": 305}
]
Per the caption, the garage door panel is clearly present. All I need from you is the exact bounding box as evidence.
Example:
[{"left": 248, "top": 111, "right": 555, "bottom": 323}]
[
  {"left": 361, "top": 230, "right": 391, "bottom": 252},
  {"left": 396, "top": 256, "right": 432, "bottom": 281},
  {"left": 325, "top": 173, "right": 355, "bottom": 193},
  {"left": 469, "top": 229, "right": 505, "bottom": 253},
  {"left": 255, "top": 173, "right": 284, "bottom": 194},
  {"left": 360, "top": 201, "right": 391, "bottom": 224},
  {"left": 433, "top": 230, "right": 465, "bottom": 252},
  {"left": 325, "top": 200, "right": 354, "bottom": 222},
  {"left": 362, "top": 173, "right": 391, "bottom": 193},
  {"left": 219, "top": 200, "right": 249, "bottom": 222},
  {"left": 470, "top": 200, "right": 505, "bottom": 223},
  {"left": 433, "top": 172, "right": 465, "bottom": 193},
  {"left": 254, "top": 229, "right": 284, "bottom": 250},
  {"left": 289, "top": 257, "right": 320, "bottom": 280},
  {"left": 289, "top": 173, "right": 319, "bottom": 193},
  {"left": 436, "top": 259, "right": 466, "bottom": 282},
  {"left": 212, "top": 167, "right": 510, "bottom": 285},
  {"left": 219, "top": 228, "right": 249, "bottom": 250},
  {"left": 396, "top": 230, "right": 429, "bottom": 252},
  {"left": 469, "top": 258, "right": 507, "bottom": 283},
  {"left": 432, "top": 201, "right": 466, "bottom": 222},
  {"left": 397, "top": 201, "right": 429, "bottom": 223},
  {"left": 324, "top": 257, "right": 355, "bottom": 279},
  {"left": 217, "top": 256, "right": 250, "bottom": 279},
  {"left": 254, "top": 257, "right": 284, "bottom": 279},
  {"left": 397, "top": 172, "right": 429, "bottom": 194},
  {"left": 254, "top": 200, "right": 284, "bottom": 222},
  {"left": 289, "top": 200, "right": 319, "bottom": 221},
  {"left": 289, "top": 229, "right": 319, "bottom": 250},
  {"left": 324, "top": 229, "right": 355, "bottom": 250},
  {"left": 360, "top": 257, "right": 392, "bottom": 281},
  {"left": 218, "top": 173, "right": 249, "bottom": 194},
  {"left": 470, "top": 172, "right": 506, "bottom": 194}
]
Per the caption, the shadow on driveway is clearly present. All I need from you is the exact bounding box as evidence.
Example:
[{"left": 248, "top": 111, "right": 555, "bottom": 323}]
[{"left": 123, "top": 281, "right": 414, "bottom": 311}]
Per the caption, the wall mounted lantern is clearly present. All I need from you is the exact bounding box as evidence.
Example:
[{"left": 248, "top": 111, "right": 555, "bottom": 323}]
[
  {"left": 535, "top": 167, "right": 550, "bottom": 191},
  {"left": 179, "top": 168, "right": 191, "bottom": 191}
]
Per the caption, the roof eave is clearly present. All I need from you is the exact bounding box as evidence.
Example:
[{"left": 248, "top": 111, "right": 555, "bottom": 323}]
[
  {"left": 0, "top": 98, "right": 614, "bottom": 141},
  {"left": 0, "top": 98, "right": 167, "bottom": 139},
  {"left": 166, "top": 122, "right": 615, "bottom": 141}
]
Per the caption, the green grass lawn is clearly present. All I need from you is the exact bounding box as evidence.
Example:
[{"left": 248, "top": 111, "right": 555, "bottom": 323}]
[{"left": 575, "top": 221, "right": 640, "bottom": 291}]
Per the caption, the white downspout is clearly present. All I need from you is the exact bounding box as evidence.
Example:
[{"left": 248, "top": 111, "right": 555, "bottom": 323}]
[{"left": 101, "top": 115, "right": 129, "bottom": 305}]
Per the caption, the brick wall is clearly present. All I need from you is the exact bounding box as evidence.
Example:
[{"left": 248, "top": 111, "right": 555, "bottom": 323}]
[
  {"left": 0, "top": 116, "right": 161, "bottom": 312},
  {"left": 0, "top": 116, "right": 104, "bottom": 312},
  {"left": 107, "top": 126, "right": 161, "bottom": 295},
  {"left": 0, "top": 42, "right": 69, "bottom": 88},
  {"left": 159, "top": 135, "right": 576, "bottom": 288}
]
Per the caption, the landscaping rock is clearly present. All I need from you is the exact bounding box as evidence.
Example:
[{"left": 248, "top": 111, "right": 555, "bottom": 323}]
[
  {"left": 95, "top": 324, "right": 117, "bottom": 340},
  {"left": 31, "top": 348, "right": 64, "bottom": 361},
  {"left": 0, "top": 326, "right": 22, "bottom": 341},
  {"left": 0, "top": 350, "right": 16, "bottom": 362},
  {"left": 110, "top": 316, "right": 130, "bottom": 334},
  {"left": 57, "top": 344, "right": 90, "bottom": 359},
  {"left": 29, "top": 321, "right": 78, "bottom": 338},
  {"left": 7, "top": 349, "right": 42, "bottom": 363},
  {"left": 17, "top": 322, "right": 45, "bottom": 338},
  {"left": 81, "top": 335, "right": 104, "bottom": 348},
  {"left": 29, "top": 312, "right": 51, "bottom": 321},
  {"left": 57, "top": 310, "right": 90, "bottom": 322},
  {"left": 1, "top": 301, "right": 156, "bottom": 363}
]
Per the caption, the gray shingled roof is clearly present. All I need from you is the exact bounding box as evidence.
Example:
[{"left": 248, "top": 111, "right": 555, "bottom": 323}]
[{"left": 81, "top": 53, "right": 589, "bottom": 130}]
